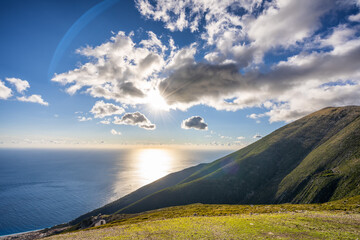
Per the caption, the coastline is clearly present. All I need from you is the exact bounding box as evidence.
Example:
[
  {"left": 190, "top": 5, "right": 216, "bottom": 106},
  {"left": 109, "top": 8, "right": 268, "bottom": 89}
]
[
  {"left": 0, "top": 229, "right": 43, "bottom": 240},
  {"left": 0, "top": 225, "right": 68, "bottom": 240}
]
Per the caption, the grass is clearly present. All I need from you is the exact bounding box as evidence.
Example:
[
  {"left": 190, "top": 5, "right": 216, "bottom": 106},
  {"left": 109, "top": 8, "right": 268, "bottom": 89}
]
[
  {"left": 47, "top": 212, "right": 360, "bottom": 239},
  {"left": 46, "top": 196, "right": 360, "bottom": 239}
]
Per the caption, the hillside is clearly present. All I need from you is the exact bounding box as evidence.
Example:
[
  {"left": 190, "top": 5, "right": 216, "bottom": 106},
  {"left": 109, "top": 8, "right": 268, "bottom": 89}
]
[
  {"left": 49, "top": 196, "right": 360, "bottom": 239},
  {"left": 74, "top": 106, "right": 360, "bottom": 221}
]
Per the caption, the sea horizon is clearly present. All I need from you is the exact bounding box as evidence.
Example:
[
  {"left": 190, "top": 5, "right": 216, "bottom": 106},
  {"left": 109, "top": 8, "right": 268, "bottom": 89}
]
[{"left": 0, "top": 147, "right": 231, "bottom": 236}]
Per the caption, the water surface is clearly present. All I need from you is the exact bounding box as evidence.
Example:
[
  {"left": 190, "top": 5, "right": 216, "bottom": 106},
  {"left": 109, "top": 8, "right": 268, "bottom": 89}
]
[{"left": 0, "top": 148, "right": 231, "bottom": 235}]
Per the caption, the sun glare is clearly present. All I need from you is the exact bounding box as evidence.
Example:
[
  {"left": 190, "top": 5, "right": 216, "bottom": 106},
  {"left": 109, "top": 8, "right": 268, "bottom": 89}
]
[
  {"left": 136, "top": 148, "right": 173, "bottom": 185},
  {"left": 147, "top": 90, "right": 169, "bottom": 111}
]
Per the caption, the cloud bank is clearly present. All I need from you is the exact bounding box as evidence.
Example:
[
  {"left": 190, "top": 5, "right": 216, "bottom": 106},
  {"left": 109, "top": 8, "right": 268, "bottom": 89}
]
[{"left": 52, "top": 0, "right": 360, "bottom": 123}]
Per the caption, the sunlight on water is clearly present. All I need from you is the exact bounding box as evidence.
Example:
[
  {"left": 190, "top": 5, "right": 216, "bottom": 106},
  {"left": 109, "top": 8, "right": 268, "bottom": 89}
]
[
  {"left": 0, "top": 148, "right": 231, "bottom": 235},
  {"left": 136, "top": 148, "right": 174, "bottom": 185},
  {"left": 110, "top": 148, "right": 177, "bottom": 202},
  {"left": 109, "top": 148, "right": 230, "bottom": 203}
]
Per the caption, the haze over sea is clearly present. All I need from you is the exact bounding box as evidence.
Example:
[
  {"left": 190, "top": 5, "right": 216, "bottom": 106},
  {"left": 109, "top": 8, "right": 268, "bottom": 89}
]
[{"left": 0, "top": 148, "right": 230, "bottom": 236}]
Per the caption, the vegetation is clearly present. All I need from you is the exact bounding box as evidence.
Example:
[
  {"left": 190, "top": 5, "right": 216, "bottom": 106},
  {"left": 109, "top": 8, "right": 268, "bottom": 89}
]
[
  {"left": 47, "top": 195, "right": 360, "bottom": 239},
  {"left": 73, "top": 106, "right": 360, "bottom": 222}
]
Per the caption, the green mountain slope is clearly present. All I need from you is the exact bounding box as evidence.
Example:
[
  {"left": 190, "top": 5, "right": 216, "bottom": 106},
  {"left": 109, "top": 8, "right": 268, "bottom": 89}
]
[{"left": 74, "top": 106, "right": 360, "bottom": 221}]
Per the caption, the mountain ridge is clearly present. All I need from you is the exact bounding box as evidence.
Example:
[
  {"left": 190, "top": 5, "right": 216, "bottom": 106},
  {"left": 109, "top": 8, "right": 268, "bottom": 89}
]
[{"left": 73, "top": 106, "right": 360, "bottom": 223}]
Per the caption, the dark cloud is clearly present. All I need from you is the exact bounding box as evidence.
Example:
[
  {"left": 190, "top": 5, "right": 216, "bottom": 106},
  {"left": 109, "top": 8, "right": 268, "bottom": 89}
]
[
  {"left": 253, "top": 134, "right": 262, "bottom": 139},
  {"left": 160, "top": 63, "right": 242, "bottom": 106},
  {"left": 119, "top": 82, "right": 145, "bottom": 97},
  {"left": 181, "top": 116, "right": 208, "bottom": 130},
  {"left": 114, "top": 112, "right": 156, "bottom": 130}
]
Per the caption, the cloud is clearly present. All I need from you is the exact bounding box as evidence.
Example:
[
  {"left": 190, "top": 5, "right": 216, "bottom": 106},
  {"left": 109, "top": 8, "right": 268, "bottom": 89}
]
[
  {"left": 349, "top": 13, "right": 360, "bottom": 22},
  {"left": 0, "top": 81, "right": 12, "bottom": 99},
  {"left": 253, "top": 134, "right": 262, "bottom": 139},
  {"left": 113, "top": 112, "right": 156, "bottom": 130},
  {"left": 5, "top": 77, "right": 30, "bottom": 93},
  {"left": 181, "top": 116, "right": 208, "bottom": 130},
  {"left": 51, "top": 1, "right": 360, "bottom": 124},
  {"left": 90, "top": 100, "right": 125, "bottom": 118},
  {"left": 78, "top": 116, "right": 92, "bottom": 122},
  {"left": 159, "top": 63, "right": 242, "bottom": 110},
  {"left": 247, "top": 0, "right": 333, "bottom": 52},
  {"left": 110, "top": 129, "right": 122, "bottom": 135},
  {"left": 17, "top": 94, "right": 49, "bottom": 106},
  {"left": 237, "top": 136, "right": 245, "bottom": 140},
  {"left": 220, "top": 135, "right": 232, "bottom": 139},
  {"left": 99, "top": 119, "right": 111, "bottom": 124},
  {"left": 247, "top": 113, "right": 259, "bottom": 119},
  {"left": 161, "top": 27, "right": 360, "bottom": 120},
  {"left": 51, "top": 31, "right": 166, "bottom": 105}
]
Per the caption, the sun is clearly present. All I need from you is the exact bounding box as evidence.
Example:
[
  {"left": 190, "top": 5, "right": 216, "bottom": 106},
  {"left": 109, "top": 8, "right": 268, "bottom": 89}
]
[{"left": 147, "top": 90, "right": 169, "bottom": 111}]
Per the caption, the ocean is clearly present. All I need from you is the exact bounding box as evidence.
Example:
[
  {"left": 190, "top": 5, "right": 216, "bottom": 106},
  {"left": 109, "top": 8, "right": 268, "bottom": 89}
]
[{"left": 0, "top": 148, "right": 231, "bottom": 236}]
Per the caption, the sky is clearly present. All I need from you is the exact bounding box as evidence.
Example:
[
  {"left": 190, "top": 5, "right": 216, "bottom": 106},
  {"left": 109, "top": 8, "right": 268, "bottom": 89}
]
[{"left": 0, "top": 0, "right": 359, "bottom": 149}]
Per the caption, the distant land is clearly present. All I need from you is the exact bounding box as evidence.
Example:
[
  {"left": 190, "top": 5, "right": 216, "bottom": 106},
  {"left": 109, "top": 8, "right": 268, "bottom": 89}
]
[{"left": 4, "top": 106, "right": 360, "bottom": 239}]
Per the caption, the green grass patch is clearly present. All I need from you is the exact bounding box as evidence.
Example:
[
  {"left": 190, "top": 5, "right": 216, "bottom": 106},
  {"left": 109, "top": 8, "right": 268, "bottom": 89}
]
[
  {"left": 47, "top": 195, "right": 360, "bottom": 239},
  {"left": 47, "top": 212, "right": 360, "bottom": 240}
]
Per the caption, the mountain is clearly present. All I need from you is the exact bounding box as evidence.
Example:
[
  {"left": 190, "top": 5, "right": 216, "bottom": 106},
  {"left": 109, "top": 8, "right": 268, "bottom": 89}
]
[{"left": 73, "top": 106, "right": 360, "bottom": 223}]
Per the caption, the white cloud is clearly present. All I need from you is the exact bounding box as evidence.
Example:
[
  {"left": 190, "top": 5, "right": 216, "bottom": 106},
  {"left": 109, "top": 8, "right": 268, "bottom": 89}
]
[
  {"left": 349, "top": 13, "right": 360, "bottom": 22},
  {"left": 113, "top": 112, "right": 156, "bottom": 130},
  {"left": 220, "top": 135, "right": 232, "bottom": 139},
  {"left": 51, "top": 0, "right": 360, "bottom": 124},
  {"left": 78, "top": 116, "right": 92, "bottom": 122},
  {"left": 90, "top": 100, "right": 125, "bottom": 118},
  {"left": 17, "top": 94, "right": 49, "bottom": 106},
  {"left": 247, "top": 0, "right": 332, "bottom": 52},
  {"left": 110, "top": 129, "right": 122, "bottom": 135},
  {"left": 52, "top": 31, "right": 166, "bottom": 105},
  {"left": 247, "top": 113, "right": 258, "bottom": 119},
  {"left": 0, "top": 81, "right": 12, "bottom": 100},
  {"left": 237, "top": 136, "right": 245, "bottom": 140},
  {"left": 100, "top": 119, "right": 111, "bottom": 124},
  {"left": 5, "top": 77, "right": 30, "bottom": 93},
  {"left": 181, "top": 116, "right": 208, "bottom": 130}
]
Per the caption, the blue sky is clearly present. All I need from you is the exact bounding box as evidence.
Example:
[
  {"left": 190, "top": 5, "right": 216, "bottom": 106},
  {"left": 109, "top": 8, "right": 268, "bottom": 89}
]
[{"left": 0, "top": 0, "right": 359, "bottom": 149}]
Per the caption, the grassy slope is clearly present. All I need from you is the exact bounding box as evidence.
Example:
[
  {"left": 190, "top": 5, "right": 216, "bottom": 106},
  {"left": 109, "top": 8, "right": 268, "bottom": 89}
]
[
  {"left": 118, "top": 107, "right": 360, "bottom": 213},
  {"left": 73, "top": 106, "right": 360, "bottom": 221},
  {"left": 48, "top": 196, "right": 360, "bottom": 240}
]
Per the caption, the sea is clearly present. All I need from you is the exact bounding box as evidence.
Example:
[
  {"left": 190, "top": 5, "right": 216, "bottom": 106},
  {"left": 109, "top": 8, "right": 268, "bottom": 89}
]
[{"left": 0, "top": 148, "right": 231, "bottom": 236}]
